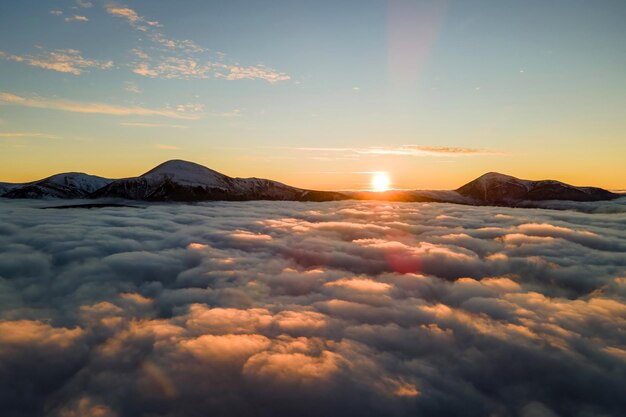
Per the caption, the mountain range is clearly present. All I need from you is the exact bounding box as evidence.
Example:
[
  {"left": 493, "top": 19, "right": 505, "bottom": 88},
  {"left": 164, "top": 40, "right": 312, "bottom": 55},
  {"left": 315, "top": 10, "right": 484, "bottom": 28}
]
[{"left": 0, "top": 160, "right": 621, "bottom": 207}]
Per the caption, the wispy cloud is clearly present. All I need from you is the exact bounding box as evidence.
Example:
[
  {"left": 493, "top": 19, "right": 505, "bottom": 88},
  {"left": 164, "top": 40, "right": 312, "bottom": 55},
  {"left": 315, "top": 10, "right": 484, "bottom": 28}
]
[
  {"left": 50, "top": 10, "right": 63, "bottom": 16},
  {"left": 155, "top": 144, "right": 179, "bottom": 150},
  {"left": 107, "top": 5, "right": 288, "bottom": 83},
  {"left": 76, "top": 0, "right": 93, "bottom": 8},
  {"left": 213, "top": 63, "right": 291, "bottom": 83},
  {"left": 106, "top": 4, "right": 195, "bottom": 54},
  {"left": 131, "top": 53, "right": 289, "bottom": 83},
  {"left": 149, "top": 33, "right": 204, "bottom": 54},
  {"left": 0, "top": 49, "right": 112, "bottom": 75},
  {"left": 0, "top": 132, "right": 57, "bottom": 139},
  {"left": 132, "top": 54, "right": 211, "bottom": 79},
  {"left": 295, "top": 145, "right": 501, "bottom": 157},
  {"left": 124, "top": 81, "right": 141, "bottom": 94},
  {"left": 106, "top": 5, "right": 160, "bottom": 31},
  {"left": 0, "top": 92, "right": 203, "bottom": 120},
  {"left": 359, "top": 145, "right": 500, "bottom": 156},
  {"left": 211, "top": 109, "right": 242, "bottom": 118},
  {"left": 64, "top": 15, "right": 89, "bottom": 23},
  {"left": 120, "top": 122, "right": 188, "bottom": 129}
]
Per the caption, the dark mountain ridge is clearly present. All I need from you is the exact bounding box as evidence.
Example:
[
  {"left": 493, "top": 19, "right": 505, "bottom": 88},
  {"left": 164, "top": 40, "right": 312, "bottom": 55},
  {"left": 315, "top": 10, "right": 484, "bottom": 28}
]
[
  {"left": 455, "top": 172, "right": 618, "bottom": 204},
  {"left": 0, "top": 161, "right": 621, "bottom": 207}
]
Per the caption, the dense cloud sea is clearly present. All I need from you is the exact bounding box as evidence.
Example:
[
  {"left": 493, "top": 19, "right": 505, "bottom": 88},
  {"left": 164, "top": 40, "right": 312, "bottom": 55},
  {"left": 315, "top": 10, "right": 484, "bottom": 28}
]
[{"left": 1, "top": 199, "right": 626, "bottom": 417}]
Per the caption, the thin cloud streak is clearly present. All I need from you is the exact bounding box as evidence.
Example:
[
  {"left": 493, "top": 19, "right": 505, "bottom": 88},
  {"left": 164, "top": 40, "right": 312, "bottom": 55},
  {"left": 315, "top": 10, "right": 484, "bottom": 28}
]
[
  {"left": 295, "top": 145, "right": 502, "bottom": 157},
  {"left": 0, "top": 92, "right": 202, "bottom": 120},
  {"left": 120, "top": 122, "right": 188, "bottom": 129},
  {"left": 0, "top": 132, "right": 57, "bottom": 139},
  {"left": 211, "top": 109, "right": 242, "bottom": 118},
  {"left": 64, "top": 15, "right": 89, "bottom": 23}
]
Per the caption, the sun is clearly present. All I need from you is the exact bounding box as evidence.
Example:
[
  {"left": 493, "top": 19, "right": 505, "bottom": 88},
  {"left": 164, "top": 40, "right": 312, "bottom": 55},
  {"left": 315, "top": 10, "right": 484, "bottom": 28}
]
[{"left": 371, "top": 172, "right": 390, "bottom": 192}]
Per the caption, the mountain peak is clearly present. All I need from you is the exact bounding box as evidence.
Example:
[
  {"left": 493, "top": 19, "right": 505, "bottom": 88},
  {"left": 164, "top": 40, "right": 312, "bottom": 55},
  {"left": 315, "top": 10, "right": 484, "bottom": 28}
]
[
  {"left": 140, "top": 159, "right": 231, "bottom": 188},
  {"left": 143, "top": 159, "right": 221, "bottom": 176},
  {"left": 457, "top": 172, "right": 617, "bottom": 204},
  {"left": 476, "top": 172, "right": 518, "bottom": 180}
]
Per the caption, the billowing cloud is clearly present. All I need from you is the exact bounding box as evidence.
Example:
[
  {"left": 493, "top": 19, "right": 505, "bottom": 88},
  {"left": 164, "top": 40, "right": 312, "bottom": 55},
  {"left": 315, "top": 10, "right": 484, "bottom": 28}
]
[
  {"left": 0, "top": 198, "right": 625, "bottom": 416},
  {"left": 0, "top": 92, "right": 203, "bottom": 120},
  {"left": 0, "top": 48, "right": 111, "bottom": 75}
]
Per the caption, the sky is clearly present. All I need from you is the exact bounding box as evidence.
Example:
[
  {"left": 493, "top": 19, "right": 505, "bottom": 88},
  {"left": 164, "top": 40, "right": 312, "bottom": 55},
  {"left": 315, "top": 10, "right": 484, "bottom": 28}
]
[{"left": 1, "top": 0, "right": 625, "bottom": 190}]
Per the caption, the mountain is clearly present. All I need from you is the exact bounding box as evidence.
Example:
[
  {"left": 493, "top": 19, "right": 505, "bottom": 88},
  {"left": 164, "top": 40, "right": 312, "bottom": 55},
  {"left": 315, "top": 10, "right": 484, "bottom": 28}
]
[
  {"left": 349, "top": 172, "right": 619, "bottom": 207},
  {"left": 0, "top": 162, "right": 620, "bottom": 207},
  {"left": 2, "top": 173, "right": 113, "bottom": 199},
  {"left": 456, "top": 172, "right": 619, "bottom": 205},
  {"left": 0, "top": 182, "right": 21, "bottom": 195},
  {"left": 90, "top": 160, "right": 347, "bottom": 202}
]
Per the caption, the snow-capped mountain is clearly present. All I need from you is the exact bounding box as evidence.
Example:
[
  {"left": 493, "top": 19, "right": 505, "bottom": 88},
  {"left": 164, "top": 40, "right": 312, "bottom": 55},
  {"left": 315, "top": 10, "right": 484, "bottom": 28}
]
[
  {"left": 0, "top": 162, "right": 619, "bottom": 207},
  {"left": 2, "top": 173, "right": 113, "bottom": 199},
  {"left": 90, "top": 160, "right": 347, "bottom": 201},
  {"left": 456, "top": 172, "right": 618, "bottom": 204}
]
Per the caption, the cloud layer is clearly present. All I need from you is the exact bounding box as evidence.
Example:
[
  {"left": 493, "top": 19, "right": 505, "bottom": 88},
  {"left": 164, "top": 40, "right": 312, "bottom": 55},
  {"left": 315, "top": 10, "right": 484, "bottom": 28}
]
[{"left": 0, "top": 199, "right": 625, "bottom": 417}]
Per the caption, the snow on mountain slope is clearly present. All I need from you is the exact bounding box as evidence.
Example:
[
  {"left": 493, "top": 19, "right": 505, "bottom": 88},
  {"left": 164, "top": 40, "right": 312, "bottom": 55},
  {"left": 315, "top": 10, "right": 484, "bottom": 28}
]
[
  {"left": 1, "top": 162, "right": 617, "bottom": 206},
  {"left": 456, "top": 172, "right": 618, "bottom": 204},
  {"left": 140, "top": 160, "right": 234, "bottom": 189},
  {"left": 2, "top": 173, "right": 113, "bottom": 199},
  {"left": 45, "top": 173, "right": 112, "bottom": 193},
  {"left": 91, "top": 160, "right": 347, "bottom": 201}
]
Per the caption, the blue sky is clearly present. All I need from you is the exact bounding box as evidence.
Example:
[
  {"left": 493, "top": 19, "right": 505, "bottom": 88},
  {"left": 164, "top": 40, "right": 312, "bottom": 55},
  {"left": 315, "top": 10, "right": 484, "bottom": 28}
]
[{"left": 1, "top": 0, "right": 625, "bottom": 189}]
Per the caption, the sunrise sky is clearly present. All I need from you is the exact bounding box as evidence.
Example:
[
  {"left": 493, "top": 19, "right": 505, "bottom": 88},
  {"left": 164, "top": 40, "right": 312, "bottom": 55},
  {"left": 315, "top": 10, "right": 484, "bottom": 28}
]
[{"left": 1, "top": 0, "right": 625, "bottom": 190}]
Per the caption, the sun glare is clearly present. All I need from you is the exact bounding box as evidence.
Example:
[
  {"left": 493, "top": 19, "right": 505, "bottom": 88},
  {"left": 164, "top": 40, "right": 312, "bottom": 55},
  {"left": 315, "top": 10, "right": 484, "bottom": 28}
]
[{"left": 371, "top": 172, "right": 390, "bottom": 192}]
